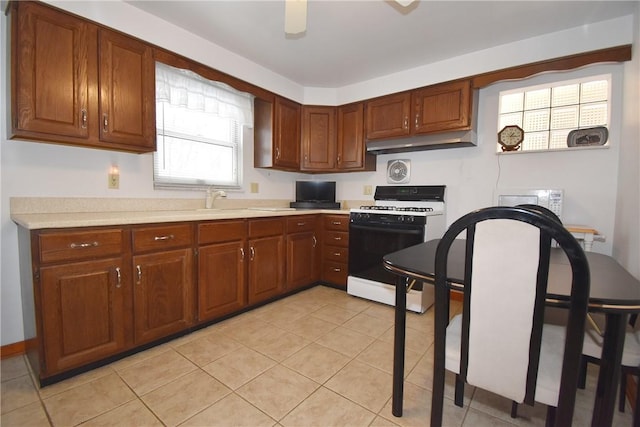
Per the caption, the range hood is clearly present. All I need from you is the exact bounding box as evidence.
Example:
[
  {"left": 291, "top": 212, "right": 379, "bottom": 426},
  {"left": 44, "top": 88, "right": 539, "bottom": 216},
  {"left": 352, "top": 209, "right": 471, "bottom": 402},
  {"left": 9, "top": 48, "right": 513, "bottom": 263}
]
[{"left": 366, "top": 129, "right": 477, "bottom": 154}]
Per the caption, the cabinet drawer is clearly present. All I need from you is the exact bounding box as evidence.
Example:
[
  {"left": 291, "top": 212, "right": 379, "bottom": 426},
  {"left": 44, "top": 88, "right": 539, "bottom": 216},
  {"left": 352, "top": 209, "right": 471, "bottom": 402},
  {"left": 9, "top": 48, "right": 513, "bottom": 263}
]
[
  {"left": 325, "top": 231, "right": 348, "bottom": 247},
  {"left": 286, "top": 216, "right": 317, "bottom": 233},
  {"left": 39, "top": 229, "right": 125, "bottom": 264},
  {"left": 132, "top": 224, "right": 193, "bottom": 253},
  {"left": 322, "top": 245, "right": 348, "bottom": 262},
  {"left": 322, "top": 262, "right": 348, "bottom": 286},
  {"left": 248, "top": 218, "right": 284, "bottom": 238},
  {"left": 199, "top": 220, "right": 245, "bottom": 245},
  {"left": 324, "top": 215, "right": 349, "bottom": 231}
]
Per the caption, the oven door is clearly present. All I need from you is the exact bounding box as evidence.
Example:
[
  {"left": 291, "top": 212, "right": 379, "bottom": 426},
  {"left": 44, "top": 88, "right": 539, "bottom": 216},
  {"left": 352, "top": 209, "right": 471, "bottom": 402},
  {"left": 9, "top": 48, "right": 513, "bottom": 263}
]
[{"left": 348, "top": 221, "right": 424, "bottom": 287}]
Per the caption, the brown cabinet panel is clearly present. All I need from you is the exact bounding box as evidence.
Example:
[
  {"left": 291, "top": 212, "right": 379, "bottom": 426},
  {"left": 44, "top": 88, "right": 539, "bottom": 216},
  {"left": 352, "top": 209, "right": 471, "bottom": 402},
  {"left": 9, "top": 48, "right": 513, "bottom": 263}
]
[
  {"left": 322, "top": 245, "right": 347, "bottom": 263},
  {"left": 301, "top": 106, "right": 336, "bottom": 171},
  {"left": 337, "top": 102, "right": 375, "bottom": 171},
  {"left": 247, "top": 235, "right": 284, "bottom": 304},
  {"left": 198, "top": 220, "right": 246, "bottom": 245},
  {"left": 248, "top": 218, "right": 285, "bottom": 238},
  {"left": 12, "top": 1, "right": 95, "bottom": 139},
  {"left": 39, "top": 229, "right": 124, "bottom": 264},
  {"left": 322, "top": 261, "right": 348, "bottom": 286},
  {"left": 323, "top": 215, "right": 349, "bottom": 232},
  {"left": 198, "top": 241, "right": 246, "bottom": 321},
  {"left": 286, "top": 216, "right": 317, "bottom": 233},
  {"left": 413, "top": 80, "right": 473, "bottom": 134},
  {"left": 132, "top": 224, "right": 193, "bottom": 253},
  {"left": 40, "top": 258, "right": 127, "bottom": 374},
  {"left": 98, "top": 29, "right": 155, "bottom": 150},
  {"left": 133, "top": 248, "right": 193, "bottom": 344},
  {"left": 275, "top": 97, "right": 301, "bottom": 170},
  {"left": 324, "top": 231, "right": 349, "bottom": 248},
  {"left": 365, "top": 92, "right": 411, "bottom": 140}
]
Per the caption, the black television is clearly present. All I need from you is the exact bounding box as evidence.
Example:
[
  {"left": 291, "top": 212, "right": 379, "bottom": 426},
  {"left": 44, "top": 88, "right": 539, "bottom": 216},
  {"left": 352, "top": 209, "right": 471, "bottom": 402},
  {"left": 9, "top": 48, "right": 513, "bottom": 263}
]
[{"left": 291, "top": 181, "right": 340, "bottom": 209}]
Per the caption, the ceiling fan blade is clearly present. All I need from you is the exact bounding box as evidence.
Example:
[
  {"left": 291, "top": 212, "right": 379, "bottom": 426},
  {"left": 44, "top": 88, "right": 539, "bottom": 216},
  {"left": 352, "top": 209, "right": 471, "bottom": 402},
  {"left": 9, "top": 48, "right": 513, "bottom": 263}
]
[{"left": 285, "top": 0, "right": 307, "bottom": 35}]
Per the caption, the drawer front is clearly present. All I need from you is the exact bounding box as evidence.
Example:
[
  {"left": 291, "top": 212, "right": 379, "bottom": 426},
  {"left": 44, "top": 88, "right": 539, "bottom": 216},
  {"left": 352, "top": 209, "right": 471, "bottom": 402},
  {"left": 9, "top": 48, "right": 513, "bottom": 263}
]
[
  {"left": 198, "top": 220, "right": 246, "bottom": 245},
  {"left": 39, "top": 229, "right": 124, "bottom": 264},
  {"left": 322, "top": 245, "right": 348, "bottom": 263},
  {"left": 132, "top": 224, "right": 193, "bottom": 253},
  {"left": 248, "top": 218, "right": 284, "bottom": 238},
  {"left": 322, "top": 262, "right": 348, "bottom": 286},
  {"left": 286, "top": 216, "right": 317, "bottom": 233},
  {"left": 325, "top": 231, "right": 348, "bottom": 247},
  {"left": 324, "top": 215, "right": 349, "bottom": 231}
]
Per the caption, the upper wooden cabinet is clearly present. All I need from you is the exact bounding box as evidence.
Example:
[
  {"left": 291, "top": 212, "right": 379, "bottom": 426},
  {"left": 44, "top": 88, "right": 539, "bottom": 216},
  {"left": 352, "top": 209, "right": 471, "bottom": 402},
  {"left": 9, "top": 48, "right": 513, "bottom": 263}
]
[
  {"left": 10, "top": 1, "right": 155, "bottom": 153},
  {"left": 301, "top": 103, "right": 375, "bottom": 173},
  {"left": 337, "top": 103, "right": 375, "bottom": 172},
  {"left": 254, "top": 96, "right": 301, "bottom": 171},
  {"left": 301, "top": 106, "right": 336, "bottom": 171},
  {"left": 365, "top": 79, "right": 474, "bottom": 140}
]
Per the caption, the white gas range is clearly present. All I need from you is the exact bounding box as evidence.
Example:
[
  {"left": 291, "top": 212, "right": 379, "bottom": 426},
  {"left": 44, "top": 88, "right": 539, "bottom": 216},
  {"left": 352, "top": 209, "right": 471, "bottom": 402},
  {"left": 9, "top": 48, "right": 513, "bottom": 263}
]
[{"left": 347, "top": 185, "right": 447, "bottom": 313}]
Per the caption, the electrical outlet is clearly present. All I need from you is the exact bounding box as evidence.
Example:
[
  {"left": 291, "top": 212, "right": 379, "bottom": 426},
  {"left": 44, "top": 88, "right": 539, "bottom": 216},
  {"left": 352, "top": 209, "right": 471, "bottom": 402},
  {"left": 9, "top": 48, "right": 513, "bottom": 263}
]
[
  {"left": 108, "top": 172, "right": 119, "bottom": 189},
  {"left": 250, "top": 182, "right": 259, "bottom": 193},
  {"left": 363, "top": 185, "right": 372, "bottom": 196}
]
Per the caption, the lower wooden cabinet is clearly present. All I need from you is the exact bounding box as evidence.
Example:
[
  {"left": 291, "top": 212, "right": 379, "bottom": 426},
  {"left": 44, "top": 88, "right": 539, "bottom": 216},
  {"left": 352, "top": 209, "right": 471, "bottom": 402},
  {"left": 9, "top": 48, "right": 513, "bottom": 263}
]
[
  {"left": 321, "top": 214, "right": 349, "bottom": 287},
  {"left": 39, "top": 257, "right": 129, "bottom": 374},
  {"left": 18, "top": 213, "right": 345, "bottom": 384},
  {"left": 197, "top": 220, "right": 247, "bottom": 321},
  {"left": 132, "top": 248, "right": 193, "bottom": 344},
  {"left": 247, "top": 219, "right": 285, "bottom": 304}
]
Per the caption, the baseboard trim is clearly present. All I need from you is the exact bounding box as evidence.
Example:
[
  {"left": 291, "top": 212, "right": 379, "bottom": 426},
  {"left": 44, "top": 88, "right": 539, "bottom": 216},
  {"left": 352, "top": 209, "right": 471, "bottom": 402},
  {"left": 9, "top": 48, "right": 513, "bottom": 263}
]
[{"left": 1, "top": 341, "right": 26, "bottom": 359}]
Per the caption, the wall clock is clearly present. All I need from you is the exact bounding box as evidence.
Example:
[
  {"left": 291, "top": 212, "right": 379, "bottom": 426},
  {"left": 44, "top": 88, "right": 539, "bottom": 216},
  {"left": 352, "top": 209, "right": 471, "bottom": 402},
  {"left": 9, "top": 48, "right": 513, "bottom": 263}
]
[{"left": 498, "top": 125, "right": 524, "bottom": 152}]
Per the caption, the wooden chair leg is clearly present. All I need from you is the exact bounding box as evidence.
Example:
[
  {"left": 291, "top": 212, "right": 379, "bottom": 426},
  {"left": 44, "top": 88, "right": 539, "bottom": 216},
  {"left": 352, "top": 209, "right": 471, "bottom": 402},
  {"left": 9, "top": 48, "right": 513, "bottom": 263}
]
[
  {"left": 620, "top": 372, "right": 628, "bottom": 413},
  {"left": 511, "top": 401, "right": 519, "bottom": 418},
  {"left": 454, "top": 374, "right": 464, "bottom": 407},
  {"left": 633, "top": 374, "right": 640, "bottom": 427},
  {"left": 545, "top": 405, "right": 557, "bottom": 427}
]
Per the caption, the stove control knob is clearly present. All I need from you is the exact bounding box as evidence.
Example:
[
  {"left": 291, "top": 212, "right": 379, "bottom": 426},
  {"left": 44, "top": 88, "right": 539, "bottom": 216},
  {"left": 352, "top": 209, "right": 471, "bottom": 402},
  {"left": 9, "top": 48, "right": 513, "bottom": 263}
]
[{"left": 406, "top": 216, "right": 414, "bottom": 223}]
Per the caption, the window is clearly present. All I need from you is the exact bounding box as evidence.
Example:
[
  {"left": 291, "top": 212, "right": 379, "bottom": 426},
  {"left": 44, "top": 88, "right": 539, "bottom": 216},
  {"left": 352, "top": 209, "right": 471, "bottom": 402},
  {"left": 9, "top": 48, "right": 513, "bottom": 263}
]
[
  {"left": 497, "top": 75, "right": 610, "bottom": 152},
  {"left": 154, "top": 62, "right": 253, "bottom": 189}
]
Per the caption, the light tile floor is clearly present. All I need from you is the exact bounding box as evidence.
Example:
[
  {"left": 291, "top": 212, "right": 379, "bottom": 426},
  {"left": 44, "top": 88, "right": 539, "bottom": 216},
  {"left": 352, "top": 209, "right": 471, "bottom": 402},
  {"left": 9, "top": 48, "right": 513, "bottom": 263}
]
[{"left": 0, "top": 285, "right": 634, "bottom": 426}]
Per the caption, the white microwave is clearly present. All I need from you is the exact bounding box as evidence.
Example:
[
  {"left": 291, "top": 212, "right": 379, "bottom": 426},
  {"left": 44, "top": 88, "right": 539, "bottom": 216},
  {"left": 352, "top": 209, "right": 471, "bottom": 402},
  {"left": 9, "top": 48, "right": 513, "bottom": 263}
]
[{"left": 496, "top": 188, "right": 564, "bottom": 220}]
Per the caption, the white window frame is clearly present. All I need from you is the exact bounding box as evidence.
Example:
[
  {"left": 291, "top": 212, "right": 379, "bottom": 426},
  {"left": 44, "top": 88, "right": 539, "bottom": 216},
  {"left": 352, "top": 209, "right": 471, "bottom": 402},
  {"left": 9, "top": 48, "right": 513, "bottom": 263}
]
[
  {"left": 154, "top": 62, "right": 253, "bottom": 190},
  {"left": 497, "top": 73, "right": 611, "bottom": 153}
]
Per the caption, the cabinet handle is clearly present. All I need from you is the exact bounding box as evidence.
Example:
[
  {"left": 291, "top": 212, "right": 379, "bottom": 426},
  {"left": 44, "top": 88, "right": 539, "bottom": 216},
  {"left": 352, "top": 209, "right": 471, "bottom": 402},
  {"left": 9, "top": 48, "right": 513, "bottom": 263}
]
[
  {"left": 103, "top": 114, "right": 108, "bottom": 132},
  {"left": 337, "top": 155, "right": 341, "bottom": 164},
  {"left": 297, "top": 222, "right": 306, "bottom": 227},
  {"left": 70, "top": 241, "right": 98, "bottom": 249},
  {"left": 154, "top": 234, "right": 175, "bottom": 241},
  {"left": 136, "top": 265, "right": 142, "bottom": 284},
  {"left": 415, "top": 113, "right": 419, "bottom": 129},
  {"left": 275, "top": 147, "right": 280, "bottom": 160},
  {"left": 333, "top": 252, "right": 341, "bottom": 256},
  {"left": 115, "top": 267, "right": 122, "bottom": 288},
  {"left": 81, "top": 109, "right": 87, "bottom": 129},
  {"left": 240, "top": 247, "right": 245, "bottom": 260},
  {"left": 403, "top": 116, "right": 408, "bottom": 130},
  {"left": 250, "top": 246, "right": 255, "bottom": 260},
  {"left": 312, "top": 236, "right": 317, "bottom": 247},
  {"left": 331, "top": 221, "right": 342, "bottom": 225},
  {"left": 333, "top": 267, "right": 342, "bottom": 272},
  {"left": 334, "top": 236, "right": 342, "bottom": 241}
]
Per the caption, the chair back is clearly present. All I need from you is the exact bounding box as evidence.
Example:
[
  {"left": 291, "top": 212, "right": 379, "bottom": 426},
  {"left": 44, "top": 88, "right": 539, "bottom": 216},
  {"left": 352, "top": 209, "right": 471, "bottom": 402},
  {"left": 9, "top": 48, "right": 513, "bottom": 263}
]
[{"left": 432, "top": 206, "right": 590, "bottom": 426}]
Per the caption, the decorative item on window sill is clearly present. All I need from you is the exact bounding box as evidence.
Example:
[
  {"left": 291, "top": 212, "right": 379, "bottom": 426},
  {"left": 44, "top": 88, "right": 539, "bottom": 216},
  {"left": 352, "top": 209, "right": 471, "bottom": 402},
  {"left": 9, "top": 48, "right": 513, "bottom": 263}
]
[
  {"left": 498, "top": 125, "right": 524, "bottom": 152},
  {"left": 567, "top": 126, "right": 609, "bottom": 147}
]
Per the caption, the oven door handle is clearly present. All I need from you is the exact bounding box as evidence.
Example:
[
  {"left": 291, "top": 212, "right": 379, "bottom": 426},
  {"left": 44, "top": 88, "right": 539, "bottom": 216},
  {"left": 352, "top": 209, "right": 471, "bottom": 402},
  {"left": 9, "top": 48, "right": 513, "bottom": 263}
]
[{"left": 349, "top": 224, "right": 424, "bottom": 235}]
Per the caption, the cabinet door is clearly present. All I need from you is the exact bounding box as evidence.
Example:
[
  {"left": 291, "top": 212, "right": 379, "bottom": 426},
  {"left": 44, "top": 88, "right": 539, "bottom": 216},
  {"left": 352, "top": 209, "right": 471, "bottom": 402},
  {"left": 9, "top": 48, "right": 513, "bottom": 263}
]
[
  {"left": 286, "top": 231, "right": 318, "bottom": 289},
  {"left": 337, "top": 102, "right": 374, "bottom": 171},
  {"left": 12, "top": 2, "right": 96, "bottom": 139},
  {"left": 365, "top": 92, "right": 411, "bottom": 140},
  {"left": 198, "top": 241, "right": 246, "bottom": 321},
  {"left": 133, "top": 249, "right": 193, "bottom": 344},
  {"left": 301, "top": 106, "right": 336, "bottom": 171},
  {"left": 99, "top": 29, "right": 155, "bottom": 151},
  {"left": 40, "top": 258, "right": 127, "bottom": 374},
  {"left": 274, "top": 97, "right": 301, "bottom": 170},
  {"left": 413, "top": 80, "right": 473, "bottom": 134},
  {"left": 247, "top": 235, "right": 284, "bottom": 304}
]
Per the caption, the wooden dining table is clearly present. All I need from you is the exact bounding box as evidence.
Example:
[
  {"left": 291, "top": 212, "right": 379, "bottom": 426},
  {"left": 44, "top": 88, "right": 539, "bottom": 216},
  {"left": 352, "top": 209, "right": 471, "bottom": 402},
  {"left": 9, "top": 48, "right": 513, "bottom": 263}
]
[{"left": 383, "top": 239, "right": 640, "bottom": 427}]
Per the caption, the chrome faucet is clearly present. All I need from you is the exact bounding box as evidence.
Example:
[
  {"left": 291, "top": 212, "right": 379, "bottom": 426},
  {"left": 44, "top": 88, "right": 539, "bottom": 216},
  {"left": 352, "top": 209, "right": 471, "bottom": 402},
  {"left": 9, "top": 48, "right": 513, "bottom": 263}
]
[{"left": 205, "top": 188, "right": 227, "bottom": 209}]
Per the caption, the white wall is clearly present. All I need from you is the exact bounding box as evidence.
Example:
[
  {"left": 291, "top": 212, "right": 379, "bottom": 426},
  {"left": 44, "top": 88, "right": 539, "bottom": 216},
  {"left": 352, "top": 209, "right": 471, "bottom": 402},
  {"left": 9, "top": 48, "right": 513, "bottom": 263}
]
[{"left": 1, "top": 2, "right": 637, "bottom": 346}]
